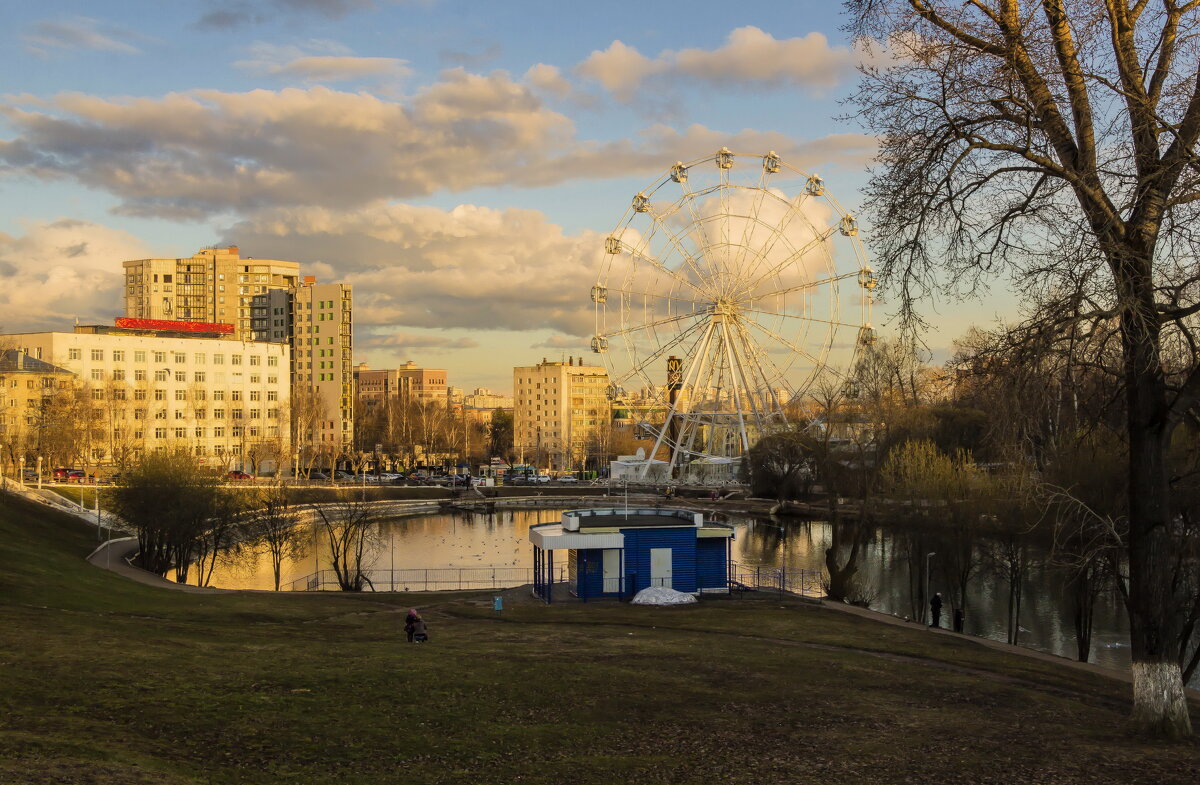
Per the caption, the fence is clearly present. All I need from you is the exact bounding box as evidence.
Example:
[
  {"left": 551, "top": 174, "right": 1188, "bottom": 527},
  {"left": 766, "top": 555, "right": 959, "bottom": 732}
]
[
  {"left": 729, "top": 563, "right": 823, "bottom": 598},
  {"left": 284, "top": 565, "right": 568, "bottom": 592}
]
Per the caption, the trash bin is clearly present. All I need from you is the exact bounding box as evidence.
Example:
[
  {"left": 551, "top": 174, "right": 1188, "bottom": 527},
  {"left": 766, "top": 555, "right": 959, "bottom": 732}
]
[{"left": 953, "top": 608, "right": 965, "bottom": 633}]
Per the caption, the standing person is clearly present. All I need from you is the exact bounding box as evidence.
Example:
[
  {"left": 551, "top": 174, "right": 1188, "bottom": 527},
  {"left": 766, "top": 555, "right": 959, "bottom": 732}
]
[
  {"left": 404, "top": 609, "right": 419, "bottom": 643},
  {"left": 929, "top": 592, "right": 943, "bottom": 629}
]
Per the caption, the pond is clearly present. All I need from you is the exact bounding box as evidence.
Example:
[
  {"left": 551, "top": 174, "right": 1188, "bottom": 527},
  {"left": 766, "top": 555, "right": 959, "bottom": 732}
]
[{"left": 197, "top": 505, "right": 1155, "bottom": 678}]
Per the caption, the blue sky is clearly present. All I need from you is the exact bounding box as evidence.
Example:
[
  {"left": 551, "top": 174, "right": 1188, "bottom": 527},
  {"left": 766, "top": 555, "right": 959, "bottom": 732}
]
[{"left": 0, "top": 1, "right": 1014, "bottom": 391}]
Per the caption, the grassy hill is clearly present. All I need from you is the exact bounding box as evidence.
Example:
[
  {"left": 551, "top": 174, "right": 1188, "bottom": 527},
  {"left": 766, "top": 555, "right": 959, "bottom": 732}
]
[{"left": 0, "top": 492, "right": 1197, "bottom": 784}]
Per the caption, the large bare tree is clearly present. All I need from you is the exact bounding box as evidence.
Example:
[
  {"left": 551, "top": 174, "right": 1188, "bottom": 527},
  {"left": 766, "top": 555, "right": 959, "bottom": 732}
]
[{"left": 846, "top": 0, "right": 1200, "bottom": 735}]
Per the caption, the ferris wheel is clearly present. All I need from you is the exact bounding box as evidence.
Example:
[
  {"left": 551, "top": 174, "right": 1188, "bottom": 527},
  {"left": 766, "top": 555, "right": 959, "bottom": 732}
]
[{"left": 591, "top": 148, "right": 876, "bottom": 476}]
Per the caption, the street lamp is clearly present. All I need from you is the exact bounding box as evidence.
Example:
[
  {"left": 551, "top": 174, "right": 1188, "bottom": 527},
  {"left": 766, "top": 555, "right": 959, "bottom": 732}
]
[{"left": 925, "top": 551, "right": 936, "bottom": 625}]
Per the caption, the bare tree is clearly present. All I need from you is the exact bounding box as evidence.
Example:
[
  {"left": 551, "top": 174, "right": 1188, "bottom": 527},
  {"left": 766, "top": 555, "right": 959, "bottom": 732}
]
[
  {"left": 847, "top": 0, "right": 1200, "bottom": 735},
  {"left": 248, "top": 484, "right": 305, "bottom": 591},
  {"left": 310, "top": 495, "right": 378, "bottom": 591}
]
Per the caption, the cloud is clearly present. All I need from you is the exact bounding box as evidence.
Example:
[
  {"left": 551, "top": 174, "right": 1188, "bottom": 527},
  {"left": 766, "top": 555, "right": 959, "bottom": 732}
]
[
  {"left": 23, "top": 16, "right": 143, "bottom": 57},
  {"left": 0, "top": 78, "right": 875, "bottom": 219},
  {"left": 523, "top": 64, "right": 572, "bottom": 99},
  {"left": 531, "top": 335, "right": 588, "bottom": 350},
  {"left": 440, "top": 43, "right": 503, "bottom": 69},
  {"left": 358, "top": 332, "right": 480, "bottom": 352},
  {"left": 221, "top": 202, "right": 602, "bottom": 337},
  {"left": 0, "top": 219, "right": 149, "bottom": 333},
  {"left": 195, "top": 0, "right": 377, "bottom": 29},
  {"left": 235, "top": 42, "right": 411, "bottom": 82},
  {"left": 578, "top": 27, "right": 859, "bottom": 102}
]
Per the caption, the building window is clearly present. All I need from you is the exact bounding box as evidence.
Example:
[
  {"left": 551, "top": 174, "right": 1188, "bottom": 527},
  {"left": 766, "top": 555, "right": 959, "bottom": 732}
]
[
  {"left": 112, "top": 370, "right": 126, "bottom": 381},
  {"left": 155, "top": 410, "right": 166, "bottom": 419},
  {"left": 154, "top": 389, "right": 166, "bottom": 401},
  {"left": 175, "top": 428, "right": 186, "bottom": 439},
  {"left": 155, "top": 370, "right": 168, "bottom": 382},
  {"left": 135, "top": 351, "right": 146, "bottom": 363},
  {"left": 173, "top": 352, "right": 186, "bottom": 364},
  {"left": 135, "top": 370, "right": 146, "bottom": 381},
  {"left": 91, "top": 369, "right": 103, "bottom": 381},
  {"left": 267, "top": 390, "right": 278, "bottom": 401},
  {"left": 134, "top": 409, "right": 145, "bottom": 420},
  {"left": 175, "top": 390, "right": 186, "bottom": 401},
  {"left": 249, "top": 390, "right": 260, "bottom": 401},
  {"left": 231, "top": 355, "right": 242, "bottom": 366},
  {"left": 154, "top": 351, "right": 166, "bottom": 363},
  {"left": 194, "top": 372, "right": 206, "bottom": 383},
  {"left": 214, "top": 390, "right": 225, "bottom": 401},
  {"left": 231, "top": 391, "right": 241, "bottom": 401},
  {"left": 194, "top": 390, "right": 206, "bottom": 401},
  {"left": 194, "top": 427, "right": 205, "bottom": 438},
  {"left": 268, "top": 356, "right": 278, "bottom": 367},
  {"left": 135, "top": 390, "right": 147, "bottom": 401},
  {"left": 154, "top": 427, "right": 167, "bottom": 439},
  {"left": 214, "top": 354, "right": 224, "bottom": 365},
  {"left": 196, "top": 409, "right": 206, "bottom": 419},
  {"left": 195, "top": 353, "right": 206, "bottom": 364},
  {"left": 250, "top": 355, "right": 260, "bottom": 366},
  {"left": 91, "top": 389, "right": 104, "bottom": 400},
  {"left": 214, "top": 408, "right": 225, "bottom": 419},
  {"left": 91, "top": 349, "right": 104, "bottom": 361},
  {"left": 249, "top": 408, "right": 260, "bottom": 419},
  {"left": 174, "top": 371, "right": 186, "bottom": 383},
  {"left": 232, "top": 409, "right": 243, "bottom": 420},
  {"left": 112, "top": 350, "right": 125, "bottom": 362},
  {"left": 69, "top": 348, "right": 81, "bottom": 360},
  {"left": 175, "top": 410, "right": 185, "bottom": 420},
  {"left": 214, "top": 427, "right": 225, "bottom": 438}
]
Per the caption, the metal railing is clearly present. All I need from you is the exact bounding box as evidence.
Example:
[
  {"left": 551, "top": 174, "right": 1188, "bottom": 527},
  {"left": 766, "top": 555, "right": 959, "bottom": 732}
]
[
  {"left": 284, "top": 565, "right": 568, "bottom": 592},
  {"left": 729, "top": 563, "right": 823, "bottom": 597}
]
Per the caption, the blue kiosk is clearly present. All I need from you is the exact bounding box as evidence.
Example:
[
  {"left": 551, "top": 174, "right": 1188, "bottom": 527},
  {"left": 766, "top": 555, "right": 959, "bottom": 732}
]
[{"left": 529, "top": 507, "right": 735, "bottom": 602}]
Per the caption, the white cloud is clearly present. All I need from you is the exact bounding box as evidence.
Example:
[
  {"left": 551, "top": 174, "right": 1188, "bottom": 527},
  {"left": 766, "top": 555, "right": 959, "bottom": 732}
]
[
  {"left": 0, "top": 79, "right": 875, "bottom": 219},
  {"left": 0, "top": 219, "right": 148, "bottom": 333},
  {"left": 523, "top": 64, "right": 573, "bottom": 99},
  {"left": 235, "top": 41, "right": 411, "bottom": 82},
  {"left": 577, "top": 27, "right": 859, "bottom": 102},
  {"left": 23, "top": 16, "right": 143, "bottom": 57},
  {"left": 358, "top": 332, "right": 480, "bottom": 352},
  {"left": 221, "top": 202, "right": 602, "bottom": 337}
]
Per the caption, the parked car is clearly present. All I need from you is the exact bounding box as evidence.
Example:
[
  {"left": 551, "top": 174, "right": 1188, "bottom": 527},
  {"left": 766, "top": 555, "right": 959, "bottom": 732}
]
[
  {"left": 556, "top": 476, "right": 579, "bottom": 483},
  {"left": 307, "top": 471, "right": 330, "bottom": 480},
  {"left": 227, "top": 471, "right": 252, "bottom": 480},
  {"left": 21, "top": 468, "right": 39, "bottom": 481},
  {"left": 333, "top": 470, "right": 354, "bottom": 481},
  {"left": 67, "top": 470, "right": 87, "bottom": 483},
  {"left": 533, "top": 474, "right": 551, "bottom": 483},
  {"left": 52, "top": 467, "right": 74, "bottom": 481}
]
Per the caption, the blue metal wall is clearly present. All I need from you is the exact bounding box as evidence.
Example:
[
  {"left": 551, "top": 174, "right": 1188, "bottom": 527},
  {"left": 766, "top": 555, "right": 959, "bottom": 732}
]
[
  {"left": 572, "top": 549, "right": 607, "bottom": 598},
  {"left": 620, "top": 527, "right": 698, "bottom": 593},
  {"left": 695, "top": 538, "right": 728, "bottom": 590}
]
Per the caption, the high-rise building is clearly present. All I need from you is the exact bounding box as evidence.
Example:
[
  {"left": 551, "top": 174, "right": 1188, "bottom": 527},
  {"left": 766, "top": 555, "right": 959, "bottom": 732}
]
[
  {"left": 1, "top": 326, "right": 290, "bottom": 468},
  {"left": 123, "top": 246, "right": 300, "bottom": 339},
  {"left": 513, "top": 357, "right": 610, "bottom": 471},
  {"left": 253, "top": 278, "right": 353, "bottom": 456}
]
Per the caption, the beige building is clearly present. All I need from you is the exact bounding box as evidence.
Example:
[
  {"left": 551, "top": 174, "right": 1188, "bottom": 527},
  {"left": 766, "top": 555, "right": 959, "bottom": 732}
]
[
  {"left": 0, "top": 328, "right": 290, "bottom": 470},
  {"left": 260, "top": 278, "right": 354, "bottom": 456},
  {"left": 394, "top": 361, "right": 448, "bottom": 403},
  {"left": 513, "top": 358, "right": 610, "bottom": 471},
  {"left": 464, "top": 387, "right": 514, "bottom": 410},
  {"left": 123, "top": 246, "right": 300, "bottom": 339},
  {"left": 0, "top": 351, "right": 75, "bottom": 473}
]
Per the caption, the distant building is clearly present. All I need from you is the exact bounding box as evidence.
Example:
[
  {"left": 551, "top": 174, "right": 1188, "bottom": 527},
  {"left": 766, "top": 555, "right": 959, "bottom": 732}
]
[
  {"left": 513, "top": 357, "right": 610, "bottom": 471},
  {"left": 394, "top": 361, "right": 448, "bottom": 403},
  {"left": 123, "top": 246, "right": 300, "bottom": 340},
  {"left": 464, "top": 387, "right": 514, "bottom": 410},
  {"left": 1, "top": 326, "right": 290, "bottom": 468}
]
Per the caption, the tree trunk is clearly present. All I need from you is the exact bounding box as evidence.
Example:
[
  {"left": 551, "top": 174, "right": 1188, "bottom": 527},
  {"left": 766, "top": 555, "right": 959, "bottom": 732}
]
[{"left": 1122, "top": 299, "right": 1192, "bottom": 737}]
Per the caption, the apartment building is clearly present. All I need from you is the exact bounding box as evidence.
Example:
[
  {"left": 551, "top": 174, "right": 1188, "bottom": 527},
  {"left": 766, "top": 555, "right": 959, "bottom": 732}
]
[
  {"left": 0, "top": 350, "right": 75, "bottom": 466},
  {"left": 1, "top": 327, "right": 290, "bottom": 468},
  {"left": 253, "top": 278, "right": 353, "bottom": 453},
  {"left": 354, "top": 364, "right": 413, "bottom": 409},
  {"left": 513, "top": 357, "right": 610, "bottom": 471},
  {"left": 394, "top": 361, "right": 448, "bottom": 403},
  {"left": 123, "top": 246, "right": 300, "bottom": 339}
]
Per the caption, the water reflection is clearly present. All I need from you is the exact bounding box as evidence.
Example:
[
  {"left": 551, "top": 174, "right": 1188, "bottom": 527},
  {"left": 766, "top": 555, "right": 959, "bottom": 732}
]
[{"left": 200, "top": 506, "right": 1148, "bottom": 678}]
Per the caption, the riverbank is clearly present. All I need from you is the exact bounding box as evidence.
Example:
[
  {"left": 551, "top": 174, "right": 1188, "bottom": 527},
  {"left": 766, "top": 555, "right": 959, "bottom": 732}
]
[{"left": 2, "top": 491, "right": 1198, "bottom": 784}]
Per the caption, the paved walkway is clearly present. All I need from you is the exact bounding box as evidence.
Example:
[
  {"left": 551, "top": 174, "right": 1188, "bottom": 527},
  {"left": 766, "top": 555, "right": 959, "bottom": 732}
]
[{"left": 87, "top": 538, "right": 226, "bottom": 594}]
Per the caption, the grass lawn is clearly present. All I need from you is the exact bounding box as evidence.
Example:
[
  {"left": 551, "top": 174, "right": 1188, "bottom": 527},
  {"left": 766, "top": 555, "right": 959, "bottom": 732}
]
[{"left": 1, "top": 492, "right": 1198, "bottom": 784}]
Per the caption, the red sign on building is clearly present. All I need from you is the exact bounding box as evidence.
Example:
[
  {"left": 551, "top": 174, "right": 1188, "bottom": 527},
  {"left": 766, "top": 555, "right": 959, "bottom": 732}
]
[{"left": 114, "top": 317, "right": 235, "bottom": 334}]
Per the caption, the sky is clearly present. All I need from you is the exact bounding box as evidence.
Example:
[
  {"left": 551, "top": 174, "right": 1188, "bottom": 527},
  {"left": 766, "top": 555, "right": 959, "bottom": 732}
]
[{"left": 0, "top": 0, "right": 1016, "bottom": 393}]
